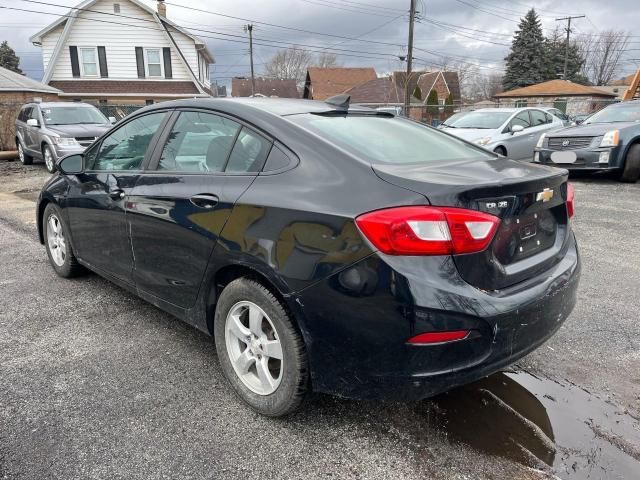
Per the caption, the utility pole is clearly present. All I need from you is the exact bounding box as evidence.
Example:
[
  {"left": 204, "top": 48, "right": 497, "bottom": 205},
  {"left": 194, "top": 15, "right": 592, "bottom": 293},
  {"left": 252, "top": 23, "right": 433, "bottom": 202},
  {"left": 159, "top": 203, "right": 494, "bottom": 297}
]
[
  {"left": 556, "top": 15, "right": 585, "bottom": 80},
  {"left": 245, "top": 24, "right": 256, "bottom": 95},
  {"left": 404, "top": 0, "right": 417, "bottom": 116}
]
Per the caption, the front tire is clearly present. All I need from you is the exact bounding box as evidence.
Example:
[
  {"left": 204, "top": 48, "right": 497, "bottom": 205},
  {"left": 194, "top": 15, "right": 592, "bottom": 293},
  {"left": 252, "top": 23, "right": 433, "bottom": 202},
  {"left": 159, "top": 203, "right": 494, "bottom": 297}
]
[
  {"left": 619, "top": 144, "right": 640, "bottom": 183},
  {"left": 214, "top": 278, "right": 308, "bottom": 417},
  {"left": 493, "top": 146, "right": 507, "bottom": 157},
  {"left": 43, "top": 144, "right": 56, "bottom": 173},
  {"left": 43, "top": 204, "right": 85, "bottom": 278},
  {"left": 17, "top": 142, "right": 33, "bottom": 165}
]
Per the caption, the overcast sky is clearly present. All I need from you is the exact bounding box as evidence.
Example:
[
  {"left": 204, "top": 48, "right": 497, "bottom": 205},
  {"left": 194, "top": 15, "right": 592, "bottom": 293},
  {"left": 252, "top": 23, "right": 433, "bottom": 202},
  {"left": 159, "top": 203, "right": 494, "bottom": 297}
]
[{"left": 2, "top": 0, "right": 639, "bottom": 88}]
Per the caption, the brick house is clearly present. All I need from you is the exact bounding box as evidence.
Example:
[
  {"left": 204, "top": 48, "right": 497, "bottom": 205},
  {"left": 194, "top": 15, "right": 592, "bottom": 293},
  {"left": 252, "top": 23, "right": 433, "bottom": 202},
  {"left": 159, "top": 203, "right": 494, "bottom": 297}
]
[
  {"left": 232, "top": 77, "right": 299, "bottom": 98},
  {"left": 29, "top": 0, "right": 214, "bottom": 105},
  {"left": 0, "top": 66, "right": 61, "bottom": 151},
  {"left": 303, "top": 67, "right": 377, "bottom": 100},
  {"left": 494, "top": 80, "right": 617, "bottom": 116}
]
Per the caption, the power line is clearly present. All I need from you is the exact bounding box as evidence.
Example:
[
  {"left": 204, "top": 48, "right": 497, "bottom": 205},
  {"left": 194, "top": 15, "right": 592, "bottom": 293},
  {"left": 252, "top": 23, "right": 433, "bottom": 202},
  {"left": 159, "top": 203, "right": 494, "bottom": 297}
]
[{"left": 298, "top": 0, "right": 401, "bottom": 18}]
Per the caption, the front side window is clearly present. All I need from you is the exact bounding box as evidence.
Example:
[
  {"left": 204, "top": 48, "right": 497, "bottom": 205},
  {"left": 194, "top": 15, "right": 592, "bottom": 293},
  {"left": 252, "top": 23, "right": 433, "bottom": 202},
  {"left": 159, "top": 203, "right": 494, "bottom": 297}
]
[
  {"left": 89, "top": 112, "right": 166, "bottom": 171},
  {"left": 510, "top": 111, "right": 531, "bottom": 129},
  {"left": 145, "top": 49, "right": 162, "bottom": 77},
  {"left": 157, "top": 111, "right": 241, "bottom": 172},
  {"left": 80, "top": 47, "right": 98, "bottom": 76},
  {"left": 289, "top": 114, "right": 495, "bottom": 165}
]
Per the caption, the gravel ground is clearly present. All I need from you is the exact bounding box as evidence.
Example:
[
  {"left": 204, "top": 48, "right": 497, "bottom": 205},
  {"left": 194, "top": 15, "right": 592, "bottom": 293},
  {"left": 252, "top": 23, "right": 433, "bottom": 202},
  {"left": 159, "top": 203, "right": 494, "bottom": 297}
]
[{"left": 0, "top": 159, "right": 639, "bottom": 479}]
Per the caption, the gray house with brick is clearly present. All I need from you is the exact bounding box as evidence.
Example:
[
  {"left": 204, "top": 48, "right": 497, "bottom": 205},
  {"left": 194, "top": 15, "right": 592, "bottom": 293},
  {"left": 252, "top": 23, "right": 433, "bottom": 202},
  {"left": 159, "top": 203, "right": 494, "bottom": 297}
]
[{"left": 29, "top": 0, "right": 214, "bottom": 105}]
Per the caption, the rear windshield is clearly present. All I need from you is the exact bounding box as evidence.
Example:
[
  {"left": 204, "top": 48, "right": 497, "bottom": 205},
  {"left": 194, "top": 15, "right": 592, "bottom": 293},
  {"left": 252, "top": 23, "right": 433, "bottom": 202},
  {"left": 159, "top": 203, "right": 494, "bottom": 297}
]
[
  {"left": 41, "top": 106, "right": 108, "bottom": 126},
  {"left": 288, "top": 114, "right": 494, "bottom": 164},
  {"left": 446, "top": 111, "right": 512, "bottom": 129}
]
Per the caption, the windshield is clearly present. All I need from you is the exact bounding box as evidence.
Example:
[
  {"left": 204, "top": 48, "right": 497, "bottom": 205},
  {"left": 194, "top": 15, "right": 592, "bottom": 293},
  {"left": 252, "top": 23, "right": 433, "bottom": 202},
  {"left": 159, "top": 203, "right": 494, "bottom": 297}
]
[
  {"left": 42, "top": 106, "right": 108, "bottom": 126},
  {"left": 585, "top": 104, "right": 640, "bottom": 124},
  {"left": 445, "top": 111, "right": 512, "bottom": 129},
  {"left": 288, "top": 114, "right": 495, "bottom": 164},
  {"left": 440, "top": 112, "right": 468, "bottom": 127}
]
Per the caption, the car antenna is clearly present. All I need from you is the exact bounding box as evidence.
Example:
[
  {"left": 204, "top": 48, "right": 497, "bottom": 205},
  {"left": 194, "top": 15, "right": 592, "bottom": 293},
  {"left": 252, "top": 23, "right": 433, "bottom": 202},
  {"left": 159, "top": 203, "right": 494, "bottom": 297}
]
[{"left": 325, "top": 94, "right": 350, "bottom": 111}]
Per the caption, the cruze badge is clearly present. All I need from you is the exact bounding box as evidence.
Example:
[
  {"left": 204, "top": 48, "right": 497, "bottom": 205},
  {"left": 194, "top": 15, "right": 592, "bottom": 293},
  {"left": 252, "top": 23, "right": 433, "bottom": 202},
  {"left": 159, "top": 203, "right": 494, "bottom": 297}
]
[
  {"left": 536, "top": 188, "right": 554, "bottom": 202},
  {"left": 486, "top": 201, "right": 509, "bottom": 209}
]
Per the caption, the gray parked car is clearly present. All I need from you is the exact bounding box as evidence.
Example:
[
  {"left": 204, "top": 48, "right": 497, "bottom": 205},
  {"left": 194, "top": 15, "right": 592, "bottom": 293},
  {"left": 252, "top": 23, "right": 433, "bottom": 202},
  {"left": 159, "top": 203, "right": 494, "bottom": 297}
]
[
  {"left": 440, "top": 107, "right": 564, "bottom": 160},
  {"left": 15, "top": 102, "right": 114, "bottom": 173},
  {"left": 543, "top": 107, "right": 572, "bottom": 126}
]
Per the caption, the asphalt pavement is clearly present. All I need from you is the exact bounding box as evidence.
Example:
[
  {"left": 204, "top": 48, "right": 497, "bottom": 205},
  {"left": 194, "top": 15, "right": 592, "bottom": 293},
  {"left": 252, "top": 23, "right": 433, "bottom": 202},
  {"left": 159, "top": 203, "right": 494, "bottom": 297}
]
[{"left": 1, "top": 160, "right": 639, "bottom": 480}]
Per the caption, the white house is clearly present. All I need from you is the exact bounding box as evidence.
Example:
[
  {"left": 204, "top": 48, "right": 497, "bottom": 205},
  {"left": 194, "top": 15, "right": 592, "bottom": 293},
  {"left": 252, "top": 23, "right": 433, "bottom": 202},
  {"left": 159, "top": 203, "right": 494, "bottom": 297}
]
[{"left": 30, "top": 0, "right": 214, "bottom": 104}]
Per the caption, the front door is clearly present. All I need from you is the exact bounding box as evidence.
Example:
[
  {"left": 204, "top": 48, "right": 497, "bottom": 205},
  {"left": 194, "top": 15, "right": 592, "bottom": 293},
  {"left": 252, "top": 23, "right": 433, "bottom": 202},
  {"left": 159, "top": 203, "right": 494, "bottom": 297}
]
[
  {"left": 66, "top": 111, "right": 169, "bottom": 284},
  {"left": 128, "top": 110, "right": 272, "bottom": 308}
]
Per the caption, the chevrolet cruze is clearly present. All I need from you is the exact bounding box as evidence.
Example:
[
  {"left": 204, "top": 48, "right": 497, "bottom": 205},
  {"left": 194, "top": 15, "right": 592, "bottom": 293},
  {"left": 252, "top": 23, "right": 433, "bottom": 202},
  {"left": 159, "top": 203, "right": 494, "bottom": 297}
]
[{"left": 37, "top": 97, "right": 580, "bottom": 416}]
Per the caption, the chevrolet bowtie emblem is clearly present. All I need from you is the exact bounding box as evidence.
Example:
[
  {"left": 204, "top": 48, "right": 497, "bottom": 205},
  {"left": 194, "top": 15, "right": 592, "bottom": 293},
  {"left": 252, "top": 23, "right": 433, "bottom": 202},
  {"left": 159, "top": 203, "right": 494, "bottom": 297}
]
[{"left": 536, "top": 188, "right": 554, "bottom": 202}]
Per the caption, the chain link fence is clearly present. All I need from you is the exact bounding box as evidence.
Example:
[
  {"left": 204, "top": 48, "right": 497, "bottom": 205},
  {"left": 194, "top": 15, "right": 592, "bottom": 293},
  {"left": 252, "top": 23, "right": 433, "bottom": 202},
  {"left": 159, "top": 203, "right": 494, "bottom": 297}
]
[{"left": 96, "top": 104, "right": 144, "bottom": 121}]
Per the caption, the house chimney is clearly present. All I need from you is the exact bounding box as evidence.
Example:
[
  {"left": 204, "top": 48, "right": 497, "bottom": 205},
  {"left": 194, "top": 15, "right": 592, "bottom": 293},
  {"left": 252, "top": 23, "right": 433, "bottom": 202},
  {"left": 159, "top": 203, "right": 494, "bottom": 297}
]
[{"left": 157, "top": 0, "right": 166, "bottom": 17}]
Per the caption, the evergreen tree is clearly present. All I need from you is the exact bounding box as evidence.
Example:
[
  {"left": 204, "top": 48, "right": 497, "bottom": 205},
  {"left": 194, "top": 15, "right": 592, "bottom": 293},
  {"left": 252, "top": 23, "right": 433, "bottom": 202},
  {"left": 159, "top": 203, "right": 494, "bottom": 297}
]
[
  {"left": 0, "top": 41, "right": 22, "bottom": 74},
  {"left": 412, "top": 85, "right": 422, "bottom": 101},
  {"left": 444, "top": 93, "right": 454, "bottom": 114},
  {"left": 503, "top": 9, "right": 546, "bottom": 90},
  {"left": 426, "top": 90, "right": 439, "bottom": 115},
  {"left": 543, "top": 28, "right": 588, "bottom": 84}
]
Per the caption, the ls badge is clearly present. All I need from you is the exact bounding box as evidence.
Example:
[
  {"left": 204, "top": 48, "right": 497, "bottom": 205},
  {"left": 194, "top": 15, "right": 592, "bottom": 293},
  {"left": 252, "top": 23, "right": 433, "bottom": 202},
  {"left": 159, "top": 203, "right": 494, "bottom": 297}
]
[{"left": 536, "top": 188, "right": 554, "bottom": 202}]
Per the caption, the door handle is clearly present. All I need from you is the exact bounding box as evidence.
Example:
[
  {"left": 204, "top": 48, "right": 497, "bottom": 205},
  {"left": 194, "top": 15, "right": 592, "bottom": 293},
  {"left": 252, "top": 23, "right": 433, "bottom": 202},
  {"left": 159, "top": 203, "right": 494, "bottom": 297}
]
[
  {"left": 190, "top": 193, "right": 219, "bottom": 209},
  {"left": 109, "top": 188, "right": 125, "bottom": 200}
]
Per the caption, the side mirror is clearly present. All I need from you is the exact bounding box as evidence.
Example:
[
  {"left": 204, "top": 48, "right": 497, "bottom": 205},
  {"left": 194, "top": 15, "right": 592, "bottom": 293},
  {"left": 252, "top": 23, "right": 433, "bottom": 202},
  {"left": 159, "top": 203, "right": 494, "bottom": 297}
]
[
  {"left": 575, "top": 119, "right": 584, "bottom": 125},
  {"left": 108, "top": 116, "right": 116, "bottom": 124},
  {"left": 57, "top": 153, "right": 84, "bottom": 175},
  {"left": 26, "top": 118, "right": 40, "bottom": 127},
  {"left": 510, "top": 124, "right": 525, "bottom": 134}
]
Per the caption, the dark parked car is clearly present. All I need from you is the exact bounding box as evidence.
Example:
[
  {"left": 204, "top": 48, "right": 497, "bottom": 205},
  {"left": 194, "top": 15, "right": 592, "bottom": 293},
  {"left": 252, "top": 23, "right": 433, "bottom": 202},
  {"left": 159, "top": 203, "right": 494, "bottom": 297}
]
[
  {"left": 37, "top": 98, "right": 580, "bottom": 416},
  {"left": 15, "top": 102, "right": 114, "bottom": 173},
  {"left": 534, "top": 100, "right": 640, "bottom": 182}
]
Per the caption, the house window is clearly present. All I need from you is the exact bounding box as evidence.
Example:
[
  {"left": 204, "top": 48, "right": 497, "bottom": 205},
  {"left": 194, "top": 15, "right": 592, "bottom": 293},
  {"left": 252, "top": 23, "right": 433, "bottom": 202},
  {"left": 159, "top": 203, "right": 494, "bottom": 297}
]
[
  {"left": 113, "top": 3, "right": 120, "bottom": 13},
  {"left": 145, "top": 49, "right": 163, "bottom": 78},
  {"left": 515, "top": 99, "right": 528, "bottom": 108},
  {"left": 79, "top": 47, "right": 98, "bottom": 77}
]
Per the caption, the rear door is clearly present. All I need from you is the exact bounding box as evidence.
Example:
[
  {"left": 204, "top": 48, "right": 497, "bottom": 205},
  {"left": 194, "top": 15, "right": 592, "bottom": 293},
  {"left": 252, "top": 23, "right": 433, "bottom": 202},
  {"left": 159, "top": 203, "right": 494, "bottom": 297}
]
[
  {"left": 66, "top": 110, "right": 169, "bottom": 284},
  {"left": 128, "top": 109, "right": 272, "bottom": 308}
]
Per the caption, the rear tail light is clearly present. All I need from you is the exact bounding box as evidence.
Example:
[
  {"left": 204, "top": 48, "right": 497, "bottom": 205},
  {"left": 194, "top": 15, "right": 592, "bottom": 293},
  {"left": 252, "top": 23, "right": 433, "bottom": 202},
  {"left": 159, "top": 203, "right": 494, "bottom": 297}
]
[
  {"left": 355, "top": 206, "right": 500, "bottom": 256},
  {"left": 407, "top": 330, "right": 470, "bottom": 345},
  {"left": 567, "top": 183, "right": 575, "bottom": 218}
]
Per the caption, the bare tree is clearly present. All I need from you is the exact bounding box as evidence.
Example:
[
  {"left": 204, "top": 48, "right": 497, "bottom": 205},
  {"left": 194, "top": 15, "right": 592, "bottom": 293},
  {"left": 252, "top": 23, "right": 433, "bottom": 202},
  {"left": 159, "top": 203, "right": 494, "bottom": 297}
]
[
  {"left": 314, "top": 52, "right": 341, "bottom": 69},
  {"left": 578, "top": 30, "right": 630, "bottom": 85},
  {"left": 263, "top": 47, "right": 313, "bottom": 86}
]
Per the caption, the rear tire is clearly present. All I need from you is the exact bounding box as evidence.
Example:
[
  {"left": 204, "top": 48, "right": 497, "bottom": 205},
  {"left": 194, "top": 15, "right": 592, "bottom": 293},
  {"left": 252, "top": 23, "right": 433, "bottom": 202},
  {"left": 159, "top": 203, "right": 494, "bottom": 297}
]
[
  {"left": 494, "top": 146, "right": 507, "bottom": 157},
  {"left": 619, "top": 144, "right": 640, "bottom": 183},
  {"left": 214, "top": 278, "right": 308, "bottom": 417},
  {"left": 18, "top": 142, "right": 33, "bottom": 165},
  {"left": 43, "top": 203, "right": 85, "bottom": 278}
]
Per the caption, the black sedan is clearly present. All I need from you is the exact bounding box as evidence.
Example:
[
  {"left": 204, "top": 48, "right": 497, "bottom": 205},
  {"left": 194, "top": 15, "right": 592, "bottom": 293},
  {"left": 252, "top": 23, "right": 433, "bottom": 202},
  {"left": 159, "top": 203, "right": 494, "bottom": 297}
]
[
  {"left": 534, "top": 100, "right": 640, "bottom": 182},
  {"left": 37, "top": 97, "right": 580, "bottom": 416}
]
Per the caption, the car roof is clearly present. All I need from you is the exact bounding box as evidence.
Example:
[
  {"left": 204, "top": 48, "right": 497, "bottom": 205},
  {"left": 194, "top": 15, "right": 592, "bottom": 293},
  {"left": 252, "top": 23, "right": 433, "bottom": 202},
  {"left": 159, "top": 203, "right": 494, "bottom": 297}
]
[
  {"left": 472, "top": 107, "right": 542, "bottom": 113},
  {"left": 30, "top": 102, "right": 99, "bottom": 108},
  {"left": 139, "top": 97, "right": 376, "bottom": 117}
]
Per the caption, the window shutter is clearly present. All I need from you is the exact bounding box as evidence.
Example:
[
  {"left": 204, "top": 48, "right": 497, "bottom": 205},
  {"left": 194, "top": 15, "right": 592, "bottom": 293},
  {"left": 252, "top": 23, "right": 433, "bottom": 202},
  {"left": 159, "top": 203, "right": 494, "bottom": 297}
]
[
  {"left": 69, "top": 46, "right": 80, "bottom": 78},
  {"left": 163, "top": 47, "right": 172, "bottom": 79},
  {"left": 97, "top": 46, "right": 108, "bottom": 78},
  {"left": 135, "top": 47, "right": 145, "bottom": 78}
]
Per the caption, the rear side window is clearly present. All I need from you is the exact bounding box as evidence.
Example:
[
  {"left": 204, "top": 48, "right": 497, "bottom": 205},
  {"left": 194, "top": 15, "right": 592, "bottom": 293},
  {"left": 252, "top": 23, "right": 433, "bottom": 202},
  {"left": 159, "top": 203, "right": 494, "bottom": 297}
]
[
  {"left": 225, "top": 128, "right": 271, "bottom": 173},
  {"left": 157, "top": 111, "right": 241, "bottom": 172},
  {"left": 19, "top": 107, "right": 31, "bottom": 122},
  {"left": 288, "top": 114, "right": 494, "bottom": 164},
  {"left": 88, "top": 112, "right": 166, "bottom": 171},
  {"left": 530, "top": 110, "right": 549, "bottom": 126}
]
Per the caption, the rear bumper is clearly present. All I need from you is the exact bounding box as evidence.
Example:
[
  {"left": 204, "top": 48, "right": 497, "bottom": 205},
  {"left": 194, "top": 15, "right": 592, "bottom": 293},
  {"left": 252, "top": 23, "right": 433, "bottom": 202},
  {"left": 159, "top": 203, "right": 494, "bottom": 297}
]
[
  {"left": 534, "top": 146, "right": 623, "bottom": 171},
  {"left": 296, "top": 233, "right": 580, "bottom": 400}
]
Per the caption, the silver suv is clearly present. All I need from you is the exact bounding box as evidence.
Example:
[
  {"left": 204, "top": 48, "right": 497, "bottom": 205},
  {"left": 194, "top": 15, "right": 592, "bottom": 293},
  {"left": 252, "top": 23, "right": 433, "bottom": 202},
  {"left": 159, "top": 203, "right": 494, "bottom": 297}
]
[{"left": 15, "top": 102, "right": 114, "bottom": 172}]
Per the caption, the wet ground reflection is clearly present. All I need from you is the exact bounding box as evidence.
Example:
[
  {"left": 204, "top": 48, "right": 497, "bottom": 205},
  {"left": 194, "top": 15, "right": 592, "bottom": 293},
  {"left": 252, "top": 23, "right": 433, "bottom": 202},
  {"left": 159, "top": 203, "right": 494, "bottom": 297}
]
[{"left": 426, "top": 371, "right": 640, "bottom": 479}]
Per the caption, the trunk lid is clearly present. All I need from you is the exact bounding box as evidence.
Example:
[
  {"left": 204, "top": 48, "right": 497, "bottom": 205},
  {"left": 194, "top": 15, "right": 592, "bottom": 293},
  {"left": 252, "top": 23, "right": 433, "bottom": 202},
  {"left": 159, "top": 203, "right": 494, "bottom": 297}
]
[{"left": 372, "top": 158, "right": 571, "bottom": 291}]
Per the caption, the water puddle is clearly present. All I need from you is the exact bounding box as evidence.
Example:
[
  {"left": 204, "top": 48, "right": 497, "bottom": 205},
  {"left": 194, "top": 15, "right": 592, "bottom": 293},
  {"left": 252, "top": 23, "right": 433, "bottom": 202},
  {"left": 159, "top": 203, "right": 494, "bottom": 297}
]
[{"left": 424, "top": 370, "right": 640, "bottom": 479}]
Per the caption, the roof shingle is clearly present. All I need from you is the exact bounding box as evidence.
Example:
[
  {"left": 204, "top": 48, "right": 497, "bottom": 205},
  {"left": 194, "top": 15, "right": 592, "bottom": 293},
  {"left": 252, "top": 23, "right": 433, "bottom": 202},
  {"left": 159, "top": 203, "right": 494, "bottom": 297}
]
[
  {"left": 0, "top": 66, "right": 61, "bottom": 94},
  {"left": 231, "top": 77, "right": 299, "bottom": 98},
  {"left": 494, "top": 79, "right": 616, "bottom": 98},
  {"left": 304, "top": 67, "right": 377, "bottom": 100}
]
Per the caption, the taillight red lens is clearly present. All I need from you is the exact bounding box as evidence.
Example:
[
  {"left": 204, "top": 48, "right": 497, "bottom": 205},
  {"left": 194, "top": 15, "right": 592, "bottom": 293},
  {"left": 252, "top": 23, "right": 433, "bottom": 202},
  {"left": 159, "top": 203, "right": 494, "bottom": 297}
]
[
  {"left": 407, "top": 330, "right": 470, "bottom": 345},
  {"left": 355, "top": 206, "right": 500, "bottom": 256},
  {"left": 567, "top": 183, "right": 575, "bottom": 218}
]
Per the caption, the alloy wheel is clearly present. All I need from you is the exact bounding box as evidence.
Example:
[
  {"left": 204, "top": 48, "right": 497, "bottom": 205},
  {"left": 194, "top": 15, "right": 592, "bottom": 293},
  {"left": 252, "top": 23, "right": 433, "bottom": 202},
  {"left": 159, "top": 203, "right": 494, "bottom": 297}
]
[
  {"left": 44, "top": 147, "right": 54, "bottom": 172},
  {"left": 47, "top": 214, "right": 67, "bottom": 266},
  {"left": 18, "top": 144, "right": 24, "bottom": 163},
  {"left": 225, "top": 301, "right": 284, "bottom": 395}
]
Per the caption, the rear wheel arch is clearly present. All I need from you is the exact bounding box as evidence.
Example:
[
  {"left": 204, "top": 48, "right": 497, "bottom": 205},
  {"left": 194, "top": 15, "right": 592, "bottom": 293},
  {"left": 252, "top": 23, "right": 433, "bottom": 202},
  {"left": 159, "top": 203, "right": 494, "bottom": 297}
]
[
  {"left": 207, "top": 264, "right": 304, "bottom": 338},
  {"left": 620, "top": 140, "right": 640, "bottom": 182},
  {"left": 37, "top": 198, "right": 52, "bottom": 244}
]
